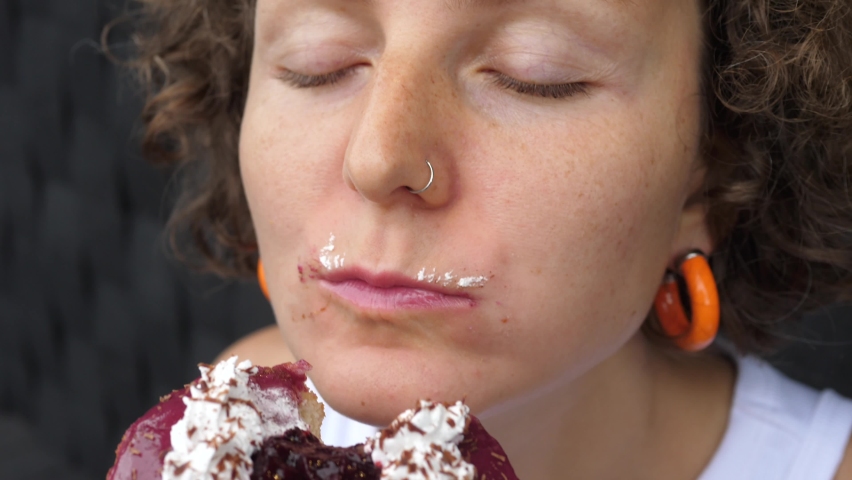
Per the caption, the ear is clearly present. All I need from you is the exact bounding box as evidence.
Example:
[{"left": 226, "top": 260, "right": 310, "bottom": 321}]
[{"left": 669, "top": 167, "right": 713, "bottom": 269}]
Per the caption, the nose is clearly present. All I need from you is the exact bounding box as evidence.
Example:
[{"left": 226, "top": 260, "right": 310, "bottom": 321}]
[{"left": 343, "top": 56, "right": 453, "bottom": 208}]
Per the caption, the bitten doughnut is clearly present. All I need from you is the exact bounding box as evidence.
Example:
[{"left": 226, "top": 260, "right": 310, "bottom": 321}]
[{"left": 108, "top": 357, "right": 518, "bottom": 480}]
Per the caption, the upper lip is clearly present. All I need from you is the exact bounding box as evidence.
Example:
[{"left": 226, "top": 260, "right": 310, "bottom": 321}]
[{"left": 321, "top": 267, "right": 473, "bottom": 298}]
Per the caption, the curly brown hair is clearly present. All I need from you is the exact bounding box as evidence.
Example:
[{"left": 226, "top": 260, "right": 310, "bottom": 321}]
[{"left": 115, "top": 0, "right": 852, "bottom": 353}]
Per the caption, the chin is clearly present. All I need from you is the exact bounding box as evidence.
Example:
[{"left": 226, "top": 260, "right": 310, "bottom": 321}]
[{"left": 301, "top": 346, "right": 493, "bottom": 426}]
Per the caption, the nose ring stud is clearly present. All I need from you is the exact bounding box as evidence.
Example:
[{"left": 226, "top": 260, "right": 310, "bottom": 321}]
[{"left": 406, "top": 160, "right": 434, "bottom": 194}]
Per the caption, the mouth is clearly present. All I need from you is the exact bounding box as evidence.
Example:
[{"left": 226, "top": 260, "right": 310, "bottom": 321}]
[{"left": 319, "top": 268, "right": 477, "bottom": 311}]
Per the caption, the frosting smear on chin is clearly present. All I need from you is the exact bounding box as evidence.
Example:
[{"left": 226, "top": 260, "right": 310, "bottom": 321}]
[{"left": 163, "top": 357, "right": 308, "bottom": 480}]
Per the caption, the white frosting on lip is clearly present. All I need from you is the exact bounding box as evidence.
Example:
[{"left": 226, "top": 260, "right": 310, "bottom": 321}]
[
  {"left": 365, "top": 400, "right": 476, "bottom": 480},
  {"left": 417, "top": 267, "right": 489, "bottom": 289},
  {"left": 162, "top": 357, "right": 307, "bottom": 480},
  {"left": 319, "top": 233, "right": 345, "bottom": 270},
  {"left": 456, "top": 276, "right": 488, "bottom": 288}
]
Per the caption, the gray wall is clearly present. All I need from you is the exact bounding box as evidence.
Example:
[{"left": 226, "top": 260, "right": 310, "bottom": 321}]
[{"left": 0, "top": 1, "right": 274, "bottom": 477}]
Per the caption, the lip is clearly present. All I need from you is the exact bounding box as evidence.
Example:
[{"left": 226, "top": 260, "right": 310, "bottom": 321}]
[{"left": 319, "top": 268, "right": 476, "bottom": 311}]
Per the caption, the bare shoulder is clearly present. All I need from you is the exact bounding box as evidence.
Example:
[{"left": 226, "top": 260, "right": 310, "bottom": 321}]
[
  {"left": 215, "top": 324, "right": 297, "bottom": 366},
  {"left": 834, "top": 436, "right": 852, "bottom": 480}
]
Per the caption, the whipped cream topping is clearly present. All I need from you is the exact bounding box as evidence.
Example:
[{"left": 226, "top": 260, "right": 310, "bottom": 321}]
[
  {"left": 163, "top": 357, "right": 307, "bottom": 480},
  {"left": 366, "top": 400, "right": 476, "bottom": 480}
]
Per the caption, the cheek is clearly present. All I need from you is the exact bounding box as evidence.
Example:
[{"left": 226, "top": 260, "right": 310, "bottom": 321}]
[
  {"left": 461, "top": 107, "right": 692, "bottom": 372},
  {"left": 240, "top": 83, "right": 353, "bottom": 249},
  {"left": 239, "top": 82, "right": 350, "bottom": 331},
  {"left": 476, "top": 112, "right": 683, "bottom": 270}
]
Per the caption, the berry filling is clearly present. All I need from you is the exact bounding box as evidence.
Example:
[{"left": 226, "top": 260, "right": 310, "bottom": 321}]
[{"left": 251, "top": 429, "right": 380, "bottom": 480}]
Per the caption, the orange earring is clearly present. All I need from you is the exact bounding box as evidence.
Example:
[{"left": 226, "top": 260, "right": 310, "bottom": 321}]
[
  {"left": 653, "top": 251, "right": 719, "bottom": 352},
  {"left": 257, "top": 259, "right": 270, "bottom": 300}
]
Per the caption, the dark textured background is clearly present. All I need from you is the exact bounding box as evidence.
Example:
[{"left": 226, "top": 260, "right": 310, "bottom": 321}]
[
  {"left": 0, "top": 1, "right": 850, "bottom": 479},
  {"left": 0, "top": 1, "right": 276, "bottom": 478}
]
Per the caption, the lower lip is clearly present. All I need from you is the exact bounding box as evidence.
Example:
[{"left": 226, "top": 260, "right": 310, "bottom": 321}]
[{"left": 319, "top": 279, "right": 475, "bottom": 311}]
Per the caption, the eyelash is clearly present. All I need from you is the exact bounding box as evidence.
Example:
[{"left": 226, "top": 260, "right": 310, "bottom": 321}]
[
  {"left": 278, "top": 67, "right": 588, "bottom": 100},
  {"left": 489, "top": 73, "right": 588, "bottom": 99},
  {"left": 278, "top": 68, "right": 357, "bottom": 88}
]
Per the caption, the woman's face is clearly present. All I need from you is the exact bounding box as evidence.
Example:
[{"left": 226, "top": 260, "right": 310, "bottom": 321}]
[{"left": 241, "top": 0, "right": 708, "bottom": 424}]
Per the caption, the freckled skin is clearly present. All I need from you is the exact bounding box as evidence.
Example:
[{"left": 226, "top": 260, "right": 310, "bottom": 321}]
[{"left": 239, "top": 0, "right": 726, "bottom": 478}]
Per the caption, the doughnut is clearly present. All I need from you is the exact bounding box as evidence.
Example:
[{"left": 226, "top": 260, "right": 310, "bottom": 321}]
[{"left": 107, "top": 357, "right": 518, "bottom": 480}]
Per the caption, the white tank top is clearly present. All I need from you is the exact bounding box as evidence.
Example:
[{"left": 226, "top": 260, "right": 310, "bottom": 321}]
[
  {"left": 307, "top": 355, "right": 852, "bottom": 479},
  {"left": 700, "top": 355, "right": 852, "bottom": 479}
]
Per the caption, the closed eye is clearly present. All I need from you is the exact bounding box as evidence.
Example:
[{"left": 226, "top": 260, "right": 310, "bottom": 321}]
[
  {"left": 277, "top": 67, "right": 359, "bottom": 88},
  {"left": 489, "top": 72, "right": 588, "bottom": 99},
  {"left": 277, "top": 67, "right": 588, "bottom": 100}
]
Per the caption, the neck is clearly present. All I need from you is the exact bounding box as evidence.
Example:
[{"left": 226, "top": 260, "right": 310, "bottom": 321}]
[{"left": 478, "top": 335, "right": 735, "bottom": 480}]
